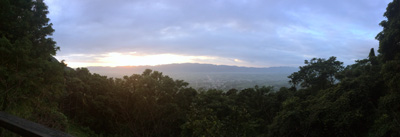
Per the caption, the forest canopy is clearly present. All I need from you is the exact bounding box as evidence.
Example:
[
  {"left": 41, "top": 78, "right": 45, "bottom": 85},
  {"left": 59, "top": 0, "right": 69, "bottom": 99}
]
[{"left": 1, "top": 0, "right": 400, "bottom": 136}]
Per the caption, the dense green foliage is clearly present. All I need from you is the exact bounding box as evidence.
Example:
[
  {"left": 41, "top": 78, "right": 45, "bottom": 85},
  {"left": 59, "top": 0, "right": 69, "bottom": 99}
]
[
  {"left": 61, "top": 68, "right": 197, "bottom": 136},
  {"left": 288, "top": 56, "right": 343, "bottom": 90},
  {"left": 1, "top": 0, "right": 400, "bottom": 136},
  {"left": 0, "top": 0, "right": 67, "bottom": 135}
]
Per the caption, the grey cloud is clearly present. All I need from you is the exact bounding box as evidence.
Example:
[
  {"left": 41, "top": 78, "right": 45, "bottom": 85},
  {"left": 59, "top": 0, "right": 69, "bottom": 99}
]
[{"left": 48, "top": 0, "right": 391, "bottom": 67}]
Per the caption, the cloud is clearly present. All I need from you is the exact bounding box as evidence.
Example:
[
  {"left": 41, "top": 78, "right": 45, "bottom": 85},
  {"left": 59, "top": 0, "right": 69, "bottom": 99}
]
[
  {"left": 57, "top": 52, "right": 257, "bottom": 68},
  {"left": 47, "top": 0, "right": 391, "bottom": 67}
]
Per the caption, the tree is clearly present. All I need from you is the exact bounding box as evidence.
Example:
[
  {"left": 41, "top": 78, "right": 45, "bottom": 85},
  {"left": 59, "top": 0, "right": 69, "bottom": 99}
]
[
  {"left": 66, "top": 69, "right": 196, "bottom": 137},
  {"left": 369, "top": 48, "right": 376, "bottom": 58},
  {"left": 371, "top": 0, "right": 400, "bottom": 136},
  {"left": 0, "top": 0, "right": 66, "bottom": 131},
  {"left": 376, "top": 0, "right": 400, "bottom": 62},
  {"left": 288, "top": 56, "right": 344, "bottom": 90},
  {"left": 375, "top": 0, "right": 400, "bottom": 92}
]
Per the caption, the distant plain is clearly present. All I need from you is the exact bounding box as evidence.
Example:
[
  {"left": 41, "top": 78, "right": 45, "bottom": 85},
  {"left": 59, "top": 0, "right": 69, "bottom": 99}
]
[{"left": 88, "top": 63, "right": 298, "bottom": 90}]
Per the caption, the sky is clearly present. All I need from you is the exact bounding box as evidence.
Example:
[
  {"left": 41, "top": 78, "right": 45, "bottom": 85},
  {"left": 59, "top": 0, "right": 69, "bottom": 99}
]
[{"left": 46, "top": 0, "right": 392, "bottom": 68}]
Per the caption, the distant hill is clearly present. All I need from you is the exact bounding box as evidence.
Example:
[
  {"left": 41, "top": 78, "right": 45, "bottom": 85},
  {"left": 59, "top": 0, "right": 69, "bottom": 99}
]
[{"left": 87, "top": 63, "right": 298, "bottom": 90}]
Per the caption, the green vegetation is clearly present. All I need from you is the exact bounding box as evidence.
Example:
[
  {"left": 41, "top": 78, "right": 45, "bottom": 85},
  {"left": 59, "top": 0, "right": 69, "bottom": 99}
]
[
  {"left": 0, "top": 0, "right": 67, "bottom": 133},
  {"left": 1, "top": 0, "right": 400, "bottom": 136}
]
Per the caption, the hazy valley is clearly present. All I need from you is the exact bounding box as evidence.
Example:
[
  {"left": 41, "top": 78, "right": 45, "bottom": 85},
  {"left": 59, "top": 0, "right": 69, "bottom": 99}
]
[{"left": 88, "top": 63, "right": 298, "bottom": 90}]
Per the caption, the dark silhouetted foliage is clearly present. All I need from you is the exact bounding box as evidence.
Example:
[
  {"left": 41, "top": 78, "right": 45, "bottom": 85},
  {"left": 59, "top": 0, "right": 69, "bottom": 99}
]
[{"left": 2, "top": 0, "right": 400, "bottom": 137}]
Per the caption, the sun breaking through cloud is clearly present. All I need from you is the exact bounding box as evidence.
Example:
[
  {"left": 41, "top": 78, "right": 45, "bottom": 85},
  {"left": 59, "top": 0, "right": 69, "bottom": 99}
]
[
  {"left": 48, "top": 0, "right": 391, "bottom": 68},
  {"left": 57, "top": 52, "right": 259, "bottom": 68}
]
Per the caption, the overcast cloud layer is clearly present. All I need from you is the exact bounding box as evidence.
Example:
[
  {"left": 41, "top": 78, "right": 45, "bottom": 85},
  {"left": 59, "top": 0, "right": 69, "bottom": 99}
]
[{"left": 47, "top": 0, "right": 391, "bottom": 68}]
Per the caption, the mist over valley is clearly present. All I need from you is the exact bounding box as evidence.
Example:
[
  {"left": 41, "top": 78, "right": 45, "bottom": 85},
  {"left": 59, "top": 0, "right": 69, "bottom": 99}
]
[{"left": 88, "top": 63, "right": 298, "bottom": 90}]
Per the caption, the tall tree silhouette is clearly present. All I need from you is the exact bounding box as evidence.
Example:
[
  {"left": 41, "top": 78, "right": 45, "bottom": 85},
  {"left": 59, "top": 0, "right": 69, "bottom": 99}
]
[{"left": 0, "top": 0, "right": 66, "bottom": 131}]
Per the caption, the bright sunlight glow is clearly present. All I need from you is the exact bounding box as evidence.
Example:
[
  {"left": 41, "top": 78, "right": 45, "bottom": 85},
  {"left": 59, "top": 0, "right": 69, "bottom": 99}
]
[
  {"left": 99, "top": 52, "right": 212, "bottom": 67},
  {"left": 60, "top": 52, "right": 220, "bottom": 68}
]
